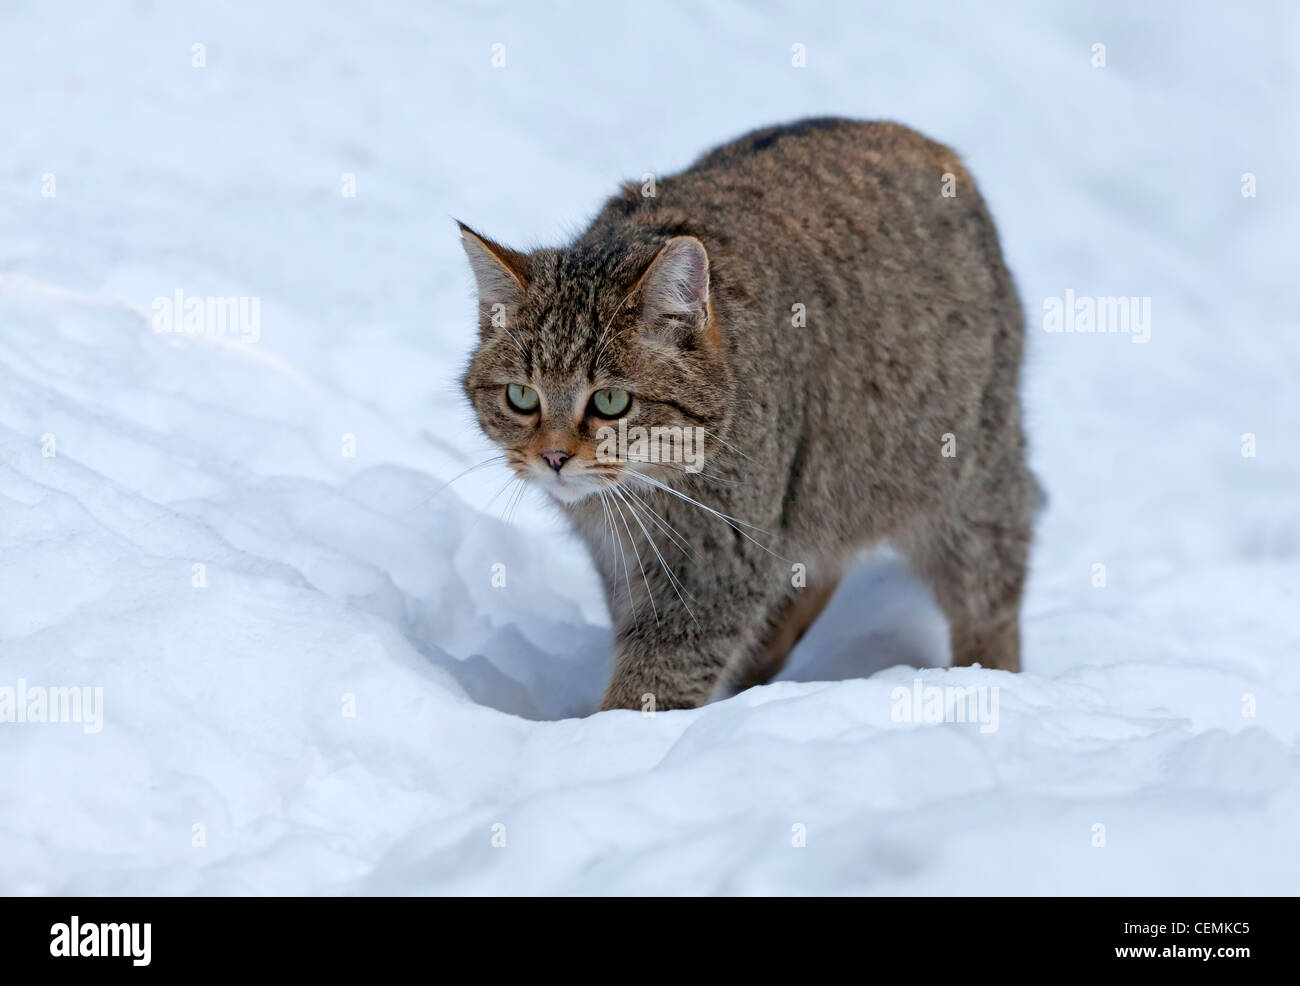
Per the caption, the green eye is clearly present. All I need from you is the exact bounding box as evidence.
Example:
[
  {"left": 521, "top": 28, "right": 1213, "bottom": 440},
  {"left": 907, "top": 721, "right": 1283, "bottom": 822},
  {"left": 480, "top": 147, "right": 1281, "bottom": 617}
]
[
  {"left": 590, "top": 388, "right": 630, "bottom": 418},
  {"left": 506, "top": 384, "right": 539, "bottom": 412}
]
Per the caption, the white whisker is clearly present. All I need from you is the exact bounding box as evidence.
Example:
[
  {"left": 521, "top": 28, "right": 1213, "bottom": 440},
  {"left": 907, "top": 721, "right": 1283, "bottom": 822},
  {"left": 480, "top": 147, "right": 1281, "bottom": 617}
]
[
  {"left": 702, "top": 429, "right": 753, "bottom": 462},
  {"left": 613, "top": 486, "right": 700, "bottom": 628},
  {"left": 609, "top": 487, "right": 658, "bottom": 623},
  {"left": 622, "top": 485, "right": 698, "bottom": 560},
  {"left": 616, "top": 454, "right": 739, "bottom": 486},
  {"left": 414, "top": 455, "right": 508, "bottom": 511},
  {"left": 625, "top": 472, "right": 789, "bottom": 562},
  {"left": 602, "top": 488, "right": 637, "bottom": 613}
]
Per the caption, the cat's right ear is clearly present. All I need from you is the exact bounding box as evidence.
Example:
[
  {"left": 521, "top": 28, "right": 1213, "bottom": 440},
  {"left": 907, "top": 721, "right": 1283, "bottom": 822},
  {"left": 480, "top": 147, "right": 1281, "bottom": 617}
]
[
  {"left": 457, "top": 221, "right": 531, "bottom": 312},
  {"left": 636, "top": 236, "right": 715, "bottom": 350}
]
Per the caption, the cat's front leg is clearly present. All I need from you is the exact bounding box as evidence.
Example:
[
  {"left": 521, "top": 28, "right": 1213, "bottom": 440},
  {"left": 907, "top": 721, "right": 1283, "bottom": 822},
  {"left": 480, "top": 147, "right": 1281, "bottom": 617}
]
[
  {"left": 598, "top": 621, "right": 752, "bottom": 712},
  {"left": 592, "top": 511, "right": 788, "bottom": 711}
]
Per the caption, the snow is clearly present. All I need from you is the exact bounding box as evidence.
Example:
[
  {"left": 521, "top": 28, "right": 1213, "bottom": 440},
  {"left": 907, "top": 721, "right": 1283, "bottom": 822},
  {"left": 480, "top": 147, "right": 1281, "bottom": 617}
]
[{"left": 2, "top": 0, "right": 1297, "bottom": 894}]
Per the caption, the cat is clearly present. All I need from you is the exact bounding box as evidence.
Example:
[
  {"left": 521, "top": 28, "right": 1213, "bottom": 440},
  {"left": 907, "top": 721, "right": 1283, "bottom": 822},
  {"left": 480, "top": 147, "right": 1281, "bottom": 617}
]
[{"left": 459, "top": 118, "right": 1039, "bottom": 712}]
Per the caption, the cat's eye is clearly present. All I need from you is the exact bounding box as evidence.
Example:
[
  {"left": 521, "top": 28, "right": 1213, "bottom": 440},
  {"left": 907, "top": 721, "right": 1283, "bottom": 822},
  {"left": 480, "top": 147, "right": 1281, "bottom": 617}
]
[
  {"left": 506, "top": 384, "right": 539, "bottom": 413},
  {"left": 590, "top": 388, "right": 631, "bottom": 418}
]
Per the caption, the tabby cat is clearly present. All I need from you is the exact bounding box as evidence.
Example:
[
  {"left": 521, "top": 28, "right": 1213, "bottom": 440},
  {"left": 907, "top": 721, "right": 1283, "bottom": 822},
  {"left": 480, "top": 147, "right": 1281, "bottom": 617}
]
[{"left": 460, "top": 118, "right": 1038, "bottom": 712}]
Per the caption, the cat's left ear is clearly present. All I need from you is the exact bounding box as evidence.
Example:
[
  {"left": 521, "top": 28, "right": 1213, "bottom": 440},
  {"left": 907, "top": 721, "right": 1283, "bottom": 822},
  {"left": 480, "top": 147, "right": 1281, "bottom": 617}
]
[
  {"left": 637, "top": 236, "right": 712, "bottom": 347},
  {"left": 457, "top": 221, "right": 531, "bottom": 310}
]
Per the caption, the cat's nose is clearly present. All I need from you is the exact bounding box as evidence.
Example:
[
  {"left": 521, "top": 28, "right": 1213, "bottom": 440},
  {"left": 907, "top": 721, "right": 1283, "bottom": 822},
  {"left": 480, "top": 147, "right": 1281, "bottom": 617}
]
[{"left": 540, "top": 449, "right": 572, "bottom": 473}]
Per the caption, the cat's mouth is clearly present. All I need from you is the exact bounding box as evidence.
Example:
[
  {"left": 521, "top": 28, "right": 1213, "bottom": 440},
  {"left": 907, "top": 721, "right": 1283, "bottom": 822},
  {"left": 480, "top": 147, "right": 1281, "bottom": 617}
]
[
  {"left": 543, "top": 474, "right": 599, "bottom": 503},
  {"left": 527, "top": 461, "right": 609, "bottom": 504}
]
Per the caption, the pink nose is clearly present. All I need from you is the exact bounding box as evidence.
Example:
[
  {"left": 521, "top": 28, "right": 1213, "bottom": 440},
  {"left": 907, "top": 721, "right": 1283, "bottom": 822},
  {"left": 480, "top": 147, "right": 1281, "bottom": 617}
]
[{"left": 540, "top": 449, "right": 572, "bottom": 473}]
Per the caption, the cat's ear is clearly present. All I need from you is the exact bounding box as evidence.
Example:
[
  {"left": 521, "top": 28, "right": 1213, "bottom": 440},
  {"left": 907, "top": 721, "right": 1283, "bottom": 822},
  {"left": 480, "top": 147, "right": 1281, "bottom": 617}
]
[
  {"left": 458, "top": 221, "right": 531, "bottom": 310},
  {"left": 637, "top": 236, "right": 711, "bottom": 346}
]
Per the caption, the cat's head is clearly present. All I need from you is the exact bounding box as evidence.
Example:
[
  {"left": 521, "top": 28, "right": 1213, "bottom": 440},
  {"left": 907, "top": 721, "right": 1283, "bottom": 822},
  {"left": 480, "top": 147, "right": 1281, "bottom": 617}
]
[{"left": 458, "top": 223, "right": 732, "bottom": 504}]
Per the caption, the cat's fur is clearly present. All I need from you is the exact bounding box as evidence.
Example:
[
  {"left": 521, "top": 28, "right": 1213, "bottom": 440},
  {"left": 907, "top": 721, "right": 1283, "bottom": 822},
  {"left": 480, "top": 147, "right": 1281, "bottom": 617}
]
[{"left": 460, "top": 118, "right": 1038, "bottom": 711}]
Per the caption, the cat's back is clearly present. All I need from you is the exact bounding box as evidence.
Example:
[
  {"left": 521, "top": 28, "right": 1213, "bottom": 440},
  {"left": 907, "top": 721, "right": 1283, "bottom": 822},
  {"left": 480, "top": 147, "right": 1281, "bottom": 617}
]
[
  {"left": 651, "top": 118, "right": 970, "bottom": 223},
  {"left": 582, "top": 117, "right": 1016, "bottom": 390},
  {"left": 685, "top": 117, "right": 959, "bottom": 181},
  {"left": 590, "top": 118, "right": 987, "bottom": 274}
]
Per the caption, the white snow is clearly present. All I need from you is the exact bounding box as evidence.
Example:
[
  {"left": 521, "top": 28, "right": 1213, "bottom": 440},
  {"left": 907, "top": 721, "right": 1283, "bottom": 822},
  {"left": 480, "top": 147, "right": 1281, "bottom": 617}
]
[{"left": 1, "top": 0, "right": 1297, "bottom": 894}]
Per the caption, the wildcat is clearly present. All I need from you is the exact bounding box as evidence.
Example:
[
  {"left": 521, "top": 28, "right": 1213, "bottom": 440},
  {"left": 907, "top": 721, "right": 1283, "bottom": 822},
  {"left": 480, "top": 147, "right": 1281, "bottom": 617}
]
[{"left": 459, "top": 118, "right": 1038, "bottom": 712}]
